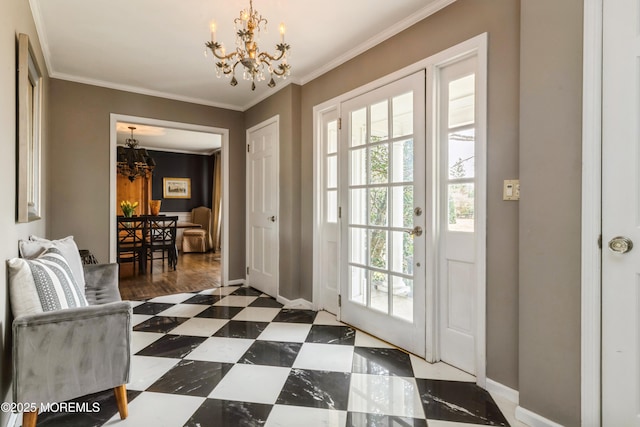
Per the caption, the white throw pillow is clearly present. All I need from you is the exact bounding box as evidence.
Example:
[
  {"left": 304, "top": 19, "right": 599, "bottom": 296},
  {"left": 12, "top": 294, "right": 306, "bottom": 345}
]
[
  {"left": 19, "top": 235, "right": 86, "bottom": 295},
  {"left": 8, "top": 247, "right": 89, "bottom": 317}
]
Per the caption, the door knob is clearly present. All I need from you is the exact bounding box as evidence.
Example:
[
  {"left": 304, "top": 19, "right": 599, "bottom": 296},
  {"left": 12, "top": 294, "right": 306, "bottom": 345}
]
[
  {"left": 268, "top": 216, "right": 277, "bottom": 222},
  {"left": 404, "top": 226, "right": 423, "bottom": 237},
  {"left": 608, "top": 236, "right": 633, "bottom": 254}
]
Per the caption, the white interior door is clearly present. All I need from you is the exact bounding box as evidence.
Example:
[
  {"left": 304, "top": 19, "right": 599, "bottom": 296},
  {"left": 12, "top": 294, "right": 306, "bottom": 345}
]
[
  {"left": 437, "top": 56, "right": 480, "bottom": 375},
  {"left": 339, "top": 71, "right": 426, "bottom": 356},
  {"left": 319, "top": 108, "right": 340, "bottom": 314},
  {"left": 246, "top": 117, "right": 279, "bottom": 297},
  {"left": 602, "top": 0, "right": 640, "bottom": 423}
]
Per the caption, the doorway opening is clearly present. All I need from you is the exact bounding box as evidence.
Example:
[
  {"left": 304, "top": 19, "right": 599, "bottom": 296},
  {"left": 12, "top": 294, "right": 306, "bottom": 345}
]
[{"left": 109, "top": 114, "right": 230, "bottom": 298}]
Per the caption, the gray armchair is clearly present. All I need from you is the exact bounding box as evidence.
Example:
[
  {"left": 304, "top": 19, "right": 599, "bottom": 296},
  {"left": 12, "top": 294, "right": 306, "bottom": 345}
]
[{"left": 12, "top": 263, "right": 131, "bottom": 427}]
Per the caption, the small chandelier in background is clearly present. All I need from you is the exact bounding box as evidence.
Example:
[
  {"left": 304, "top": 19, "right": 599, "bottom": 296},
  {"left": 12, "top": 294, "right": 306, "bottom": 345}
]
[
  {"left": 205, "top": 0, "right": 291, "bottom": 90},
  {"left": 117, "top": 127, "right": 156, "bottom": 182}
]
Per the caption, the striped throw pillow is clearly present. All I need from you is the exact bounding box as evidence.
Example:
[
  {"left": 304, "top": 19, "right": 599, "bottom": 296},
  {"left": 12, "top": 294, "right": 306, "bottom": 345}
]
[{"left": 8, "top": 247, "right": 88, "bottom": 317}]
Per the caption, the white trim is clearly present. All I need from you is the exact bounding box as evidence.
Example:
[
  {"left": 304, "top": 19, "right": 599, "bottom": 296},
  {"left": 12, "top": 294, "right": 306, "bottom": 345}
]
[
  {"left": 486, "top": 378, "right": 519, "bottom": 405},
  {"left": 298, "top": 0, "right": 457, "bottom": 85},
  {"left": 581, "top": 0, "right": 602, "bottom": 426},
  {"left": 227, "top": 279, "right": 245, "bottom": 286},
  {"left": 516, "top": 406, "right": 565, "bottom": 427},
  {"left": 241, "top": 81, "right": 295, "bottom": 111},
  {"left": 56, "top": 72, "right": 243, "bottom": 111},
  {"left": 245, "top": 116, "right": 280, "bottom": 299},
  {"left": 109, "top": 114, "right": 232, "bottom": 284},
  {"left": 277, "top": 295, "right": 314, "bottom": 310}
]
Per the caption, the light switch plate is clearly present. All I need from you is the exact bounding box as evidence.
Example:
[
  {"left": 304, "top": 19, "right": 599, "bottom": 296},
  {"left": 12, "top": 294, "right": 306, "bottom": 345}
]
[{"left": 503, "top": 179, "right": 520, "bottom": 201}]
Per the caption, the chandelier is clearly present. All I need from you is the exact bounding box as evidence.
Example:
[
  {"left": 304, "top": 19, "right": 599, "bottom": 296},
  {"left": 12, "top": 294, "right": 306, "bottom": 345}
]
[
  {"left": 205, "top": 0, "right": 291, "bottom": 90},
  {"left": 117, "top": 127, "right": 156, "bottom": 182}
]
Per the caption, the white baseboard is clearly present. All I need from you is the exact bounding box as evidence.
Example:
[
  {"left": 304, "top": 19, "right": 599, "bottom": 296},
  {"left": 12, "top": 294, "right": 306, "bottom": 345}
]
[
  {"left": 515, "top": 406, "right": 565, "bottom": 427},
  {"left": 277, "top": 295, "right": 313, "bottom": 310},
  {"left": 226, "top": 279, "right": 245, "bottom": 286},
  {"left": 486, "top": 378, "right": 519, "bottom": 404}
]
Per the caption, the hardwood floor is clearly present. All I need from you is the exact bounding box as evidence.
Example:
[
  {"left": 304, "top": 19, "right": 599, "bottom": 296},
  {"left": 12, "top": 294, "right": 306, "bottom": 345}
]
[{"left": 118, "top": 251, "right": 221, "bottom": 301}]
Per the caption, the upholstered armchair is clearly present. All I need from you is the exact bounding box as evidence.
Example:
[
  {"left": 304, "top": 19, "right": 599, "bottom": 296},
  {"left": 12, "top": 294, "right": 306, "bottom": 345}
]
[
  {"left": 182, "top": 206, "right": 213, "bottom": 253},
  {"left": 9, "top": 238, "right": 131, "bottom": 427}
]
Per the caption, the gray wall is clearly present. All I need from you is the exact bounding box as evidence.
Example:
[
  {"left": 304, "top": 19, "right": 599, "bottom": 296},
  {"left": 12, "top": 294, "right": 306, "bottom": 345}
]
[
  {"left": 0, "top": 2, "right": 49, "bottom": 425},
  {"left": 47, "top": 80, "right": 246, "bottom": 280},
  {"left": 245, "top": 84, "right": 302, "bottom": 300},
  {"left": 519, "top": 0, "right": 583, "bottom": 424},
  {"left": 299, "top": 0, "right": 521, "bottom": 392}
]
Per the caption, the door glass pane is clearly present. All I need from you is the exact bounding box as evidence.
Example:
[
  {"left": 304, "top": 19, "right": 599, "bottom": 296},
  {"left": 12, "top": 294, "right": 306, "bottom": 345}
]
[
  {"left": 391, "top": 139, "right": 413, "bottom": 183},
  {"left": 327, "top": 190, "right": 337, "bottom": 223},
  {"left": 350, "top": 189, "right": 367, "bottom": 225},
  {"left": 369, "top": 229, "right": 387, "bottom": 269},
  {"left": 392, "top": 277, "right": 413, "bottom": 322},
  {"left": 448, "top": 74, "right": 475, "bottom": 128},
  {"left": 369, "top": 143, "right": 389, "bottom": 184},
  {"left": 391, "top": 231, "right": 413, "bottom": 275},
  {"left": 350, "top": 227, "right": 367, "bottom": 265},
  {"left": 327, "top": 155, "right": 338, "bottom": 188},
  {"left": 350, "top": 148, "right": 366, "bottom": 185},
  {"left": 327, "top": 120, "right": 338, "bottom": 154},
  {"left": 393, "top": 92, "right": 413, "bottom": 138},
  {"left": 448, "top": 129, "right": 475, "bottom": 179},
  {"left": 351, "top": 108, "right": 367, "bottom": 147},
  {"left": 370, "top": 271, "right": 389, "bottom": 314},
  {"left": 370, "top": 101, "right": 388, "bottom": 143},
  {"left": 391, "top": 186, "right": 413, "bottom": 228},
  {"left": 350, "top": 266, "right": 367, "bottom": 305},
  {"left": 448, "top": 183, "right": 475, "bottom": 232},
  {"left": 369, "top": 187, "right": 388, "bottom": 226}
]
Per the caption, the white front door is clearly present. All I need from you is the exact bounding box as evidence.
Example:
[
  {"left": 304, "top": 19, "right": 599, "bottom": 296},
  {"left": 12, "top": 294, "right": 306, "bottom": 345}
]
[
  {"left": 340, "top": 71, "right": 426, "bottom": 356},
  {"left": 246, "top": 117, "right": 279, "bottom": 297},
  {"left": 602, "top": 0, "right": 640, "bottom": 423}
]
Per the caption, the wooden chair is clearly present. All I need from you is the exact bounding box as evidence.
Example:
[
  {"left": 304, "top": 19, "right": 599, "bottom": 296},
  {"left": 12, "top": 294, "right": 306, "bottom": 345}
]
[
  {"left": 116, "top": 216, "right": 147, "bottom": 274},
  {"left": 146, "top": 216, "right": 178, "bottom": 272}
]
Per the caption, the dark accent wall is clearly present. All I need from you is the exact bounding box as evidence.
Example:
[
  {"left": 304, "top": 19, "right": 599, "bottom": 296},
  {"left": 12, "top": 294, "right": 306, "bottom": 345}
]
[{"left": 149, "top": 150, "right": 214, "bottom": 212}]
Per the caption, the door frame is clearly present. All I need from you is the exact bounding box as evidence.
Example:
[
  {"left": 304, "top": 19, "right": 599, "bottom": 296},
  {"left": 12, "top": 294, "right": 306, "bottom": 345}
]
[
  {"left": 108, "top": 113, "right": 231, "bottom": 284},
  {"left": 311, "top": 33, "right": 487, "bottom": 386},
  {"left": 245, "top": 115, "right": 280, "bottom": 298},
  {"left": 581, "top": 0, "right": 602, "bottom": 425}
]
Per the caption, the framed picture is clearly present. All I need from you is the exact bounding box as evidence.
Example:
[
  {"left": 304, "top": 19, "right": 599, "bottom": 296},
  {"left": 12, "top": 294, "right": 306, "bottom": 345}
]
[
  {"left": 17, "top": 33, "right": 43, "bottom": 223},
  {"left": 163, "top": 177, "right": 191, "bottom": 199}
]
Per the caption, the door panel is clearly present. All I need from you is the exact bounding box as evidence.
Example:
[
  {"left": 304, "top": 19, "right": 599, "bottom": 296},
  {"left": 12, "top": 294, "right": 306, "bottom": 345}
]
[
  {"left": 340, "top": 71, "right": 426, "bottom": 356},
  {"left": 602, "top": 0, "right": 640, "bottom": 423},
  {"left": 247, "top": 119, "right": 278, "bottom": 297}
]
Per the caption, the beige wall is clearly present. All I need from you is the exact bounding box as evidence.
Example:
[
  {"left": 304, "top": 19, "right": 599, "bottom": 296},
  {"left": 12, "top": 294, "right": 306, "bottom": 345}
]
[
  {"left": 47, "top": 80, "right": 246, "bottom": 280},
  {"left": 300, "top": 0, "right": 521, "bottom": 391},
  {"left": 519, "top": 0, "right": 583, "bottom": 424},
  {"left": 0, "top": 1, "right": 49, "bottom": 424},
  {"left": 245, "top": 84, "right": 302, "bottom": 300}
]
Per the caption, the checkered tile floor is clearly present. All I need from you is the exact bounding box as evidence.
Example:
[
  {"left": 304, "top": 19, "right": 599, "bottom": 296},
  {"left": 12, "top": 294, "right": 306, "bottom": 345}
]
[{"left": 36, "top": 285, "right": 515, "bottom": 427}]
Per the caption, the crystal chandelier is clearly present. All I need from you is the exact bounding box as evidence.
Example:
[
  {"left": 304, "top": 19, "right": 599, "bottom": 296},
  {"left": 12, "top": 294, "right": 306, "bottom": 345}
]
[
  {"left": 205, "top": 0, "right": 291, "bottom": 90},
  {"left": 117, "top": 127, "right": 155, "bottom": 182}
]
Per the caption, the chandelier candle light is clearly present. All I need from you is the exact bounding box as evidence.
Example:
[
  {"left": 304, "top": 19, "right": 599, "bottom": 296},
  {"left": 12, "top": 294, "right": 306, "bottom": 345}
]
[{"left": 205, "top": 0, "right": 291, "bottom": 90}]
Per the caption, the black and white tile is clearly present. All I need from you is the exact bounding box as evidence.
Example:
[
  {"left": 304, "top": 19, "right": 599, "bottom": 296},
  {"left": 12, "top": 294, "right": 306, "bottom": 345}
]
[{"left": 35, "top": 285, "right": 517, "bottom": 427}]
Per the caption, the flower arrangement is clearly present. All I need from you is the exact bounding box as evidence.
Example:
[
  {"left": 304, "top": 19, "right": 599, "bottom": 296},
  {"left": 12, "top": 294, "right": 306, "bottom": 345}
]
[{"left": 120, "top": 200, "right": 139, "bottom": 217}]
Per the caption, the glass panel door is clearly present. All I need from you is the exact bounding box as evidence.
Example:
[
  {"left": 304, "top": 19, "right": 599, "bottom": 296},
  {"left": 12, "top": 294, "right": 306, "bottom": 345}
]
[{"left": 340, "top": 71, "right": 426, "bottom": 356}]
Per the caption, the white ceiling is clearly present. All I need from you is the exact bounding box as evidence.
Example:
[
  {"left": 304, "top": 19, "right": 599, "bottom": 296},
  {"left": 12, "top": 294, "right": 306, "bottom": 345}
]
[
  {"left": 30, "top": 0, "right": 452, "bottom": 111},
  {"left": 116, "top": 122, "right": 221, "bottom": 155}
]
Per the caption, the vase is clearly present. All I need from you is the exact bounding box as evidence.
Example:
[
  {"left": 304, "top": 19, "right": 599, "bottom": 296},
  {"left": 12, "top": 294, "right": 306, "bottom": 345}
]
[{"left": 150, "top": 200, "right": 162, "bottom": 216}]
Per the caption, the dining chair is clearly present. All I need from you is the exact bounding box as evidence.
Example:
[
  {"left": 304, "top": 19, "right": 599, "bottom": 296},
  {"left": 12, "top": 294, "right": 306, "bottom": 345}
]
[
  {"left": 116, "top": 216, "right": 147, "bottom": 274},
  {"left": 146, "top": 216, "right": 178, "bottom": 272}
]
